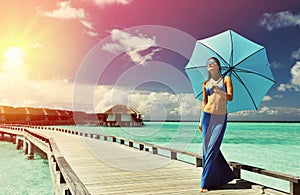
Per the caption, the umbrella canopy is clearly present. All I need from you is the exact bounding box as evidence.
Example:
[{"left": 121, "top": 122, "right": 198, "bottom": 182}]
[{"left": 185, "top": 30, "right": 275, "bottom": 113}]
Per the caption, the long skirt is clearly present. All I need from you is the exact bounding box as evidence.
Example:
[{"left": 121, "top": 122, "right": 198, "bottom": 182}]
[{"left": 200, "top": 111, "right": 235, "bottom": 189}]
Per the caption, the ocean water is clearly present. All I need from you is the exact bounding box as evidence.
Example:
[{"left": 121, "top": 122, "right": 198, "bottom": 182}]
[
  {"left": 0, "top": 142, "right": 53, "bottom": 194},
  {"left": 1, "top": 122, "right": 299, "bottom": 193}
]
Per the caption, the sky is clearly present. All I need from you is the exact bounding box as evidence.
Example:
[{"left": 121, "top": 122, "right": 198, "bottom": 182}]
[{"left": 0, "top": 0, "right": 300, "bottom": 121}]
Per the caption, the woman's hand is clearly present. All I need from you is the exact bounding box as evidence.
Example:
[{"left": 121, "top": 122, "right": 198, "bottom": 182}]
[
  {"left": 198, "top": 125, "right": 202, "bottom": 133},
  {"left": 212, "top": 84, "right": 227, "bottom": 100},
  {"left": 212, "top": 84, "right": 221, "bottom": 93}
]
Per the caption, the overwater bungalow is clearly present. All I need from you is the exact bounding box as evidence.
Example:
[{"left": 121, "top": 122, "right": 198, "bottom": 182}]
[
  {"left": 104, "top": 104, "right": 143, "bottom": 127},
  {"left": 27, "top": 107, "right": 46, "bottom": 122},
  {"left": 0, "top": 106, "right": 16, "bottom": 122},
  {"left": 0, "top": 104, "right": 143, "bottom": 127}
]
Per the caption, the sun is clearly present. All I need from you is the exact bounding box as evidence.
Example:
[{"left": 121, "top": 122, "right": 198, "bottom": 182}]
[
  {"left": 2, "top": 46, "right": 26, "bottom": 73},
  {"left": 3, "top": 46, "right": 25, "bottom": 61}
]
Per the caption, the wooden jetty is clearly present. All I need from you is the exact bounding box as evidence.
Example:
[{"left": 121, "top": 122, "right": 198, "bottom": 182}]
[{"left": 0, "top": 125, "right": 299, "bottom": 195}]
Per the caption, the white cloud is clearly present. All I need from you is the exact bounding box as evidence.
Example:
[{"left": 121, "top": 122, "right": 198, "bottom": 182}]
[
  {"left": 27, "top": 41, "right": 43, "bottom": 49},
  {"left": 284, "top": 52, "right": 300, "bottom": 91},
  {"left": 92, "top": 0, "right": 132, "bottom": 7},
  {"left": 126, "top": 47, "right": 161, "bottom": 66},
  {"left": 277, "top": 61, "right": 300, "bottom": 92},
  {"left": 229, "top": 106, "right": 278, "bottom": 118},
  {"left": 277, "top": 83, "right": 299, "bottom": 92},
  {"left": 85, "top": 30, "right": 99, "bottom": 38},
  {"left": 102, "top": 29, "right": 161, "bottom": 65},
  {"left": 0, "top": 74, "right": 74, "bottom": 109},
  {"left": 259, "top": 11, "right": 300, "bottom": 31},
  {"left": 80, "top": 19, "right": 94, "bottom": 30},
  {"left": 277, "top": 84, "right": 286, "bottom": 92},
  {"left": 271, "top": 61, "right": 284, "bottom": 69},
  {"left": 292, "top": 48, "right": 300, "bottom": 60},
  {"left": 291, "top": 61, "right": 300, "bottom": 86},
  {"left": 258, "top": 106, "right": 278, "bottom": 115},
  {"left": 229, "top": 106, "right": 300, "bottom": 121},
  {"left": 38, "top": 1, "right": 132, "bottom": 39},
  {"left": 39, "top": 1, "right": 98, "bottom": 38},
  {"left": 262, "top": 95, "right": 272, "bottom": 101},
  {"left": 94, "top": 87, "right": 200, "bottom": 120},
  {"left": 40, "top": 1, "right": 86, "bottom": 20},
  {"left": 274, "top": 94, "right": 283, "bottom": 99}
]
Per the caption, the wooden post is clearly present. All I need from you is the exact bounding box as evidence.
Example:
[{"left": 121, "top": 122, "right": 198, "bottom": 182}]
[
  {"left": 291, "top": 181, "right": 300, "bottom": 195},
  {"left": 196, "top": 157, "right": 202, "bottom": 167},
  {"left": 120, "top": 139, "right": 125, "bottom": 145},
  {"left": 27, "top": 141, "right": 34, "bottom": 160},
  {"left": 171, "top": 151, "right": 177, "bottom": 160},
  {"left": 60, "top": 172, "right": 66, "bottom": 184},
  {"left": 64, "top": 189, "right": 71, "bottom": 195},
  {"left": 56, "top": 162, "right": 60, "bottom": 171},
  {"left": 139, "top": 144, "right": 144, "bottom": 150},
  {"left": 23, "top": 140, "right": 28, "bottom": 154},
  {"left": 16, "top": 137, "right": 23, "bottom": 150},
  {"left": 231, "top": 163, "right": 242, "bottom": 179},
  {"left": 112, "top": 137, "right": 116, "bottom": 142},
  {"left": 129, "top": 141, "right": 133, "bottom": 147},
  {"left": 10, "top": 135, "right": 16, "bottom": 144},
  {"left": 152, "top": 147, "right": 158, "bottom": 154}
]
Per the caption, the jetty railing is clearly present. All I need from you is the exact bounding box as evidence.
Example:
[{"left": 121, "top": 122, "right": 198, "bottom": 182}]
[
  {"left": 23, "top": 129, "right": 90, "bottom": 195},
  {"left": 0, "top": 126, "right": 90, "bottom": 195},
  {"left": 2, "top": 125, "right": 300, "bottom": 195}
]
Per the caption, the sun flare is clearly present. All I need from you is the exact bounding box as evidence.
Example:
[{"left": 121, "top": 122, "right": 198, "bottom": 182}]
[
  {"left": 3, "top": 46, "right": 25, "bottom": 61},
  {"left": 2, "top": 46, "right": 26, "bottom": 73}
]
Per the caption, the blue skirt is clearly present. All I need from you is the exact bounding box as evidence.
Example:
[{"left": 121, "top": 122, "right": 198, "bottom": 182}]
[{"left": 200, "top": 111, "right": 235, "bottom": 189}]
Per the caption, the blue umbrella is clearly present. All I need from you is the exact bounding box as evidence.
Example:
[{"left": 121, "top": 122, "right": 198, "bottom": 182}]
[{"left": 185, "top": 30, "right": 275, "bottom": 113}]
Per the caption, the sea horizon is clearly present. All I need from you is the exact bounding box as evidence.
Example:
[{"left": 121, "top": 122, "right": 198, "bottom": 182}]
[{"left": 143, "top": 120, "right": 300, "bottom": 123}]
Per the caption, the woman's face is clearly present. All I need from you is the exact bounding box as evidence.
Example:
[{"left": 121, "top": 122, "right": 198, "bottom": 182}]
[{"left": 207, "top": 59, "right": 220, "bottom": 73}]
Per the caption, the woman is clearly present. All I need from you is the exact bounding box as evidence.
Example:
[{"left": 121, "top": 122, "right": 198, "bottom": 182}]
[{"left": 198, "top": 57, "right": 235, "bottom": 192}]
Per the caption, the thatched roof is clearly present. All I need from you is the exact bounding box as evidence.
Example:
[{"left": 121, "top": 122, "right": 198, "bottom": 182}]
[
  {"left": 104, "top": 105, "right": 141, "bottom": 115},
  {"left": 0, "top": 106, "right": 36, "bottom": 115},
  {"left": 0, "top": 106, "right": 16, "bottom": 114},
  {"left": 56, "top": 110, "right": 70, "bottom": 117},
  {"left": 15, "top": 107, "right": 29, "bottom": 114},
  {"left": 27, "top": 107, "right": 46, "bottom": 115},
  {"left": 43, "top": 108, "right": 60, "bottom": 116}
]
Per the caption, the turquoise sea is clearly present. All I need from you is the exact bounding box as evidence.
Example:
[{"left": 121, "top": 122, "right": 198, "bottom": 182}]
[
  {"left": 0, "top": 142, "right": 53, "bottom": 194},
  {"left": 1, "top": 122, "right": 299, "bottom": 193}
]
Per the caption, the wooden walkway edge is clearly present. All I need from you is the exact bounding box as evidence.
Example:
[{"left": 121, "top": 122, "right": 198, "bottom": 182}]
[{"left": 0, "top": 125, "right": 299, "bottom": 195}]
